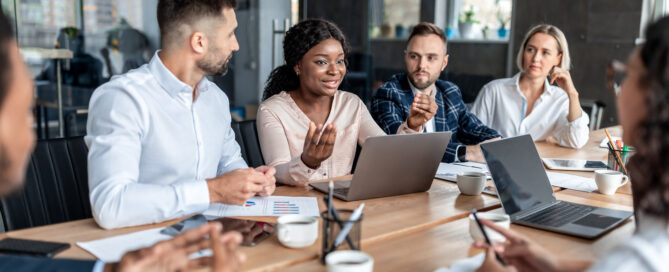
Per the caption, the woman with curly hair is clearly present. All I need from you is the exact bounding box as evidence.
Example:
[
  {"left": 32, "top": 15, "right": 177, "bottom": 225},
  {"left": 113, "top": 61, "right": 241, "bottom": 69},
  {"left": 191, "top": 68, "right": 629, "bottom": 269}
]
[
  {"left": 473, "top": 16, "right": 669, "bottom": 272},
  {"left": 256, "top": 19, "right": 436, "bottom": 186}
]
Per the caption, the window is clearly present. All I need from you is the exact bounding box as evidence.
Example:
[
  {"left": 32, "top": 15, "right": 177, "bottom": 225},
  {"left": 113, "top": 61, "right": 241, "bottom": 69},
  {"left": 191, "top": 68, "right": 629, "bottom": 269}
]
[
  {"left": 370, "top": 0, "right": 420, "bottom": 38},
  {"left": 83, "top": 0, "right": 150, "bottom": 77},
  {"left": 14, "top": 0, "right": 78, "bottom": 48},
  {"left": 455, "top": 0, "right": 512, "bottom": 40}
]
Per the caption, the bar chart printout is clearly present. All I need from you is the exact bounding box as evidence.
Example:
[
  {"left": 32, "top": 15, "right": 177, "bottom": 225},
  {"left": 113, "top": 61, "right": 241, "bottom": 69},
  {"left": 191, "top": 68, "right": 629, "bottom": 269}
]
[{"left": 204, "top": 196, "right": 319, "bottom": 217}]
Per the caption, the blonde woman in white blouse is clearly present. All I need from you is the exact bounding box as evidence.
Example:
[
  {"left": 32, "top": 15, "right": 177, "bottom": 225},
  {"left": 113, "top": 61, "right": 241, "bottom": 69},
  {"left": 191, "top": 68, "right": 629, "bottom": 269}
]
[
  {"left": 471, "top": 24, "right": 589, "bottom": 148},
  {"left": 473, "top": 16, "right": 669, "bottom": 272}
]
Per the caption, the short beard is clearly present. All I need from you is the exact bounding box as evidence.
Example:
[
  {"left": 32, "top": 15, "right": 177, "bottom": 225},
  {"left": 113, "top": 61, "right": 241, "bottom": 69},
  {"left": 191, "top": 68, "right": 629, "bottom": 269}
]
[
  {"left": 197, "top": 51, "right": 231, "bottom": 76},
  {"left": 408, "top": 73, "right": 437, "bottom": 90}
]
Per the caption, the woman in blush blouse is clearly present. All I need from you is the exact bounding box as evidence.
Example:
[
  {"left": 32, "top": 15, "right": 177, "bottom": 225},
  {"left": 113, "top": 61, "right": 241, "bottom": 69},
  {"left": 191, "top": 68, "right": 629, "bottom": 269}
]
[
  {"left": 256, "top": 19, "right": 437, "bottom": 186},
  {"left": 471, "top": 24, "right": 589, "bottom": 148}
]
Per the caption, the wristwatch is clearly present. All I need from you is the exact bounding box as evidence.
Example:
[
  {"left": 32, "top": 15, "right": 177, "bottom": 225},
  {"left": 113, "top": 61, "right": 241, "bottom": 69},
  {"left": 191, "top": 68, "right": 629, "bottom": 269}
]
[{"left": 456, "top": 145, "right": 467, "bottom": 162}]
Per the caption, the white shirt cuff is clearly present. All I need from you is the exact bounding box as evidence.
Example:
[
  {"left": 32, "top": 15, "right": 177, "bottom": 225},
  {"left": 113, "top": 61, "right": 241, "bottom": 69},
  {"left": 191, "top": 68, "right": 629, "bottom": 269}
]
[{"left": 177, "top": 180, "right": 211, "bottom": 210}]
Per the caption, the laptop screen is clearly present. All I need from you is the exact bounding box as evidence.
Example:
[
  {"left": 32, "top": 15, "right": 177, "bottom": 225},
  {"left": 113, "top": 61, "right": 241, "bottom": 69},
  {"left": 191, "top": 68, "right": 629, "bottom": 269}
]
[{"left": 480, "top": 135, "right": 556, "bottom": 215}]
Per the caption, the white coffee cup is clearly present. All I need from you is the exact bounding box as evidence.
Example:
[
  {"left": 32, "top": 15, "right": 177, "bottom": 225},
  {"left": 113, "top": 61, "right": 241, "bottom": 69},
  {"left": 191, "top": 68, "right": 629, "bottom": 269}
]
[
  {"left": 326, "top": 250, "right": 374, "bottom": 272},
  {"left": 457, "top": 172, "right": 487, "bottom": 195},
  {"left": 468, "top": 212, "right": 510, "bottom": 243},
  {"left": 594, "top": 170, "right": 629, "bottom": 195},
  {"left": 277, "top": 215, "right": 318, "bottom": 248}
]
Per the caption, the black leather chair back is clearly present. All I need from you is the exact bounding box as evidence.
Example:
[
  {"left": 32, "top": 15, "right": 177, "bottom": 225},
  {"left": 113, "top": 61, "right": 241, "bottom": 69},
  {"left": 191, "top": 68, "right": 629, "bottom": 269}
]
[
  {"left": 0, "top": 136, "right": 91, "bottom": 232},
  {"left": 232, "top": 120, "right": 265, "bottom": 168}
]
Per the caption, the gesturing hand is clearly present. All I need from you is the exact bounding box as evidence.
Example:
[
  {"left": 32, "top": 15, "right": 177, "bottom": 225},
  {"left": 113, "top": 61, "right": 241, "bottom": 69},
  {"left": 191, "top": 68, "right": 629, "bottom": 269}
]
[
  {"left": 407, "top": 92, "right": 438, "bottom": 131},
  {"left": 108, "top": 222, "right": 246, "bottom": 272},
  {"left": 301, "top": 122, "right": 337, "bottom": 170},
  {"left": 549, "top": 66, "right": 577, "bottom": 96}
]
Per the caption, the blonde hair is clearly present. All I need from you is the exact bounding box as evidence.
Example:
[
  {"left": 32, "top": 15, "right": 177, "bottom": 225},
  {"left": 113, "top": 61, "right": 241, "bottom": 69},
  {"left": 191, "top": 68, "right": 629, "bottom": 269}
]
[{"left": 516, "top": 24, "right": 571, "bottom": 72}]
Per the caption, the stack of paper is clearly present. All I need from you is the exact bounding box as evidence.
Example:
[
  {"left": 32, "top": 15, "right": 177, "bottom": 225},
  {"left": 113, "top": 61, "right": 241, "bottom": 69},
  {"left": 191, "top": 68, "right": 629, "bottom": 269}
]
[
  {"left": 435, "top": 162, "right": 491, "bottom": 182},
  {"left": 546, "top": 172, "right": 598, "bottom": 192},
  {"left": 77, "top": 228, "right": 171, "bottom": 262},
  {"left": 435, "top": 162, "right": 598, "bottom": 193}
]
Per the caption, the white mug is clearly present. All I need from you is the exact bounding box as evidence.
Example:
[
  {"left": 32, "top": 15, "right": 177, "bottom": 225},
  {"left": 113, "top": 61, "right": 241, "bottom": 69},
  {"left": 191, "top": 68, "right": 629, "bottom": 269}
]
[
  {"left": 594, "top": 170, "right": 629, "bottom": 195},
  {"left": 468, "top": 212, "right": 510, "bottom": 243},
  {"left": 277, "top": 215, "right": 318, "bottom": 248},
  {"left": 326, "top": 250, "right": 374, "bottom": 272},
  {"left": 457, "top": 172, "right": 486, "bottom": 195}
]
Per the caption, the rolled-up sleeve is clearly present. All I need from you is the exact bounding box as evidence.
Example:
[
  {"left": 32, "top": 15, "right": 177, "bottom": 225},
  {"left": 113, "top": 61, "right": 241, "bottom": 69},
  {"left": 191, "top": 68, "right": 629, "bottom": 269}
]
[
  {"left": 86, "top": 87, "right": 209, "bottom": 229},
  {"left": 256, "top": 106, "right": 319, "bottom": 185},
  {"left": 553, "top": 110, "right": 590, "bottom": 149}
]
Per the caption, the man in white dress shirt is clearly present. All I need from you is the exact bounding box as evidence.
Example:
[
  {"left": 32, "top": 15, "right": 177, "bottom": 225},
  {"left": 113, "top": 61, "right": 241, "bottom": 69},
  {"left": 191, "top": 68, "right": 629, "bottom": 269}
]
[{"left": 86, "top": 0, "right": 276, "bottom": 229}]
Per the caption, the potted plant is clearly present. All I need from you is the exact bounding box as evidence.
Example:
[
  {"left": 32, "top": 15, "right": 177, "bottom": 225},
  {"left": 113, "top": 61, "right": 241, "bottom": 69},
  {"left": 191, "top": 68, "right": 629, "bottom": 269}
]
[
  {"left": 395, "top": 23, "right": 405, "bottom": 38},
  {"left": 446, "top": 24, "right": 455, "bottom": 39},
  {"left": 497, "top": 10, "right": 510, "bottom": 39},
  {"left": 459, "top": 6, "right": 480, "bottom": 39}
]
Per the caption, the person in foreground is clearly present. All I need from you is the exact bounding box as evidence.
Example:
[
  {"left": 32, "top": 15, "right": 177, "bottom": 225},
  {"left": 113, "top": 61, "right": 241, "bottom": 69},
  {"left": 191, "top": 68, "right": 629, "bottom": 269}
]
[
  {"left": 471, "top": 24, "right": 589, "bottom": 149},
  {"left": 86, "top": 0, "right": 276, "bottom": 229},
  {"left": 257, "top": 19, "right": 435, "bottom": 186},
  {"left": 0, "top": 10, "right": 244, "bottom": 272},
  {"left": 475, "top": 16, "right": 669, "bottom": 272},
  {"left": 371, "top": 22, "right": 501, "bottom": 163}
]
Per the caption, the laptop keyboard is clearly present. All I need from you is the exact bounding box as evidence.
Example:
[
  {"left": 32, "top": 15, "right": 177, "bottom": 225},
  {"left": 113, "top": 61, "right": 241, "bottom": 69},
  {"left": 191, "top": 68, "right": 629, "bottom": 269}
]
[
  {"left": 334, "top": 187, "right": 350, "bottom": 196},
  {"left": 519, "top": 202, "right": 595, "bottom": 228}
]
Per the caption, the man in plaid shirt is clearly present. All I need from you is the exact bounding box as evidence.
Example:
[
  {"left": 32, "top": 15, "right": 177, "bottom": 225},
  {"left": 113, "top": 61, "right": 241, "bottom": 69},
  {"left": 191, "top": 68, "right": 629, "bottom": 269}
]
[{"left": 372, "top": 22, "right": 500, "bottom": 163}]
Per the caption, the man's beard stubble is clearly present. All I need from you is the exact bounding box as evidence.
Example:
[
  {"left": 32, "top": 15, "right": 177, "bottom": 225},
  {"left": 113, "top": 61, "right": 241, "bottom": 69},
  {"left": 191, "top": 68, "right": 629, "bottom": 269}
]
[
  {"left": 408, "top": 70, "right": 438, "bottom": 90},
  {"left": 197, "top": 51, "right": 231, "bottom": 76}
]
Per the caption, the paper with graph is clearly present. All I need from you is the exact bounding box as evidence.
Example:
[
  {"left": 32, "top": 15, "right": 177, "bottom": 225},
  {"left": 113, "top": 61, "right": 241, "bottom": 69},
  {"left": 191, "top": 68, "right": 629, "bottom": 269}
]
[{"left": 203, "top": 196, "right": 320, "bottom": 217}]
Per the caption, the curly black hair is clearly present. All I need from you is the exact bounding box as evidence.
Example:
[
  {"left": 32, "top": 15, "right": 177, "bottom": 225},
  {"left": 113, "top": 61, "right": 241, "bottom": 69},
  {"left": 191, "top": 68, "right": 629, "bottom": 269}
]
[
  {"left": 627, "top": 15, "right": 669, "bottom": 221},
  {"left": 262, "top": 19, "right": 350, "bottom": 100}
]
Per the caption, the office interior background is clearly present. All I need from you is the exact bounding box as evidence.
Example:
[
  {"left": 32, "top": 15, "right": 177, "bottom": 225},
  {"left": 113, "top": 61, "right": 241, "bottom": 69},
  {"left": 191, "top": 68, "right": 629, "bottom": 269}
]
[{"left": 1, "top": 0, "right": 667, "bottom": 140}]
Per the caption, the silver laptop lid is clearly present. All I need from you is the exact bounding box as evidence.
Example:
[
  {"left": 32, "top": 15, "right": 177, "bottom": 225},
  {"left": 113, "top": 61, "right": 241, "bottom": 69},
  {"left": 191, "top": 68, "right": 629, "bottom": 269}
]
[
  {"left": 480, "top": 135, "right": 556, "bottom": 216},
  {"left": 345, "top": 132, "right": 452, "bottom": 200}
]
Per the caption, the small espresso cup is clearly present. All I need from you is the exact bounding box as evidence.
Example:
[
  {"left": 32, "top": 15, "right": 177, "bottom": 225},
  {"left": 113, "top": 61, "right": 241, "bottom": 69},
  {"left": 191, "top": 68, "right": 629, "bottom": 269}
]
[
  {"left": 456, "top": 172, "right": 487, "bottom": 195},
  {"left": 468, "top": 212, "right": 510, "bottom": 243},
  {"left": 594, "top": 170, "right": 629, "bottom": 195},
  {"left": 277, "top": 215, "right": 318, "bottom": 248},
  {"left": 325, "top": 250, "right": 374, "bottom": 272}
]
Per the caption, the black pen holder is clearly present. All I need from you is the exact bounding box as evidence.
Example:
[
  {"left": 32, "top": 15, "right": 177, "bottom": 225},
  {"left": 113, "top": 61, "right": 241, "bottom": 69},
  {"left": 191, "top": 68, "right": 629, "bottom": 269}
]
[
  {"left": 607, "top": 143, "right": 635, "bottom": 173},
  {"left": 320, "top": 209, "right": 363, "bottom": 264}
]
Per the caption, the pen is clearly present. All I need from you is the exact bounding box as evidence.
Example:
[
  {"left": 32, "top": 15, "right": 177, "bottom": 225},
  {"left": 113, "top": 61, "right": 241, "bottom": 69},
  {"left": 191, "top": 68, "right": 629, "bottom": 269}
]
[
  {"left": 471, "top": 209, "right": 506, "bottom": 266},
  {"left": 453, "top": 162, "right": 483, "bottom": 170},
  {"left": 325, "top": 181, "right": 333, "bottom": 253},
  {"left": 323, "top": 195, "right": 356, "bottom": 249},
  {"left": 330, "top": 203, "right": 365, "bottom": 251},
  {"left": 605, "top": 129, "right": 627, "bottom": 174},
  {"left": 622, "top": 145, "right": 629, "bottom": 165}
]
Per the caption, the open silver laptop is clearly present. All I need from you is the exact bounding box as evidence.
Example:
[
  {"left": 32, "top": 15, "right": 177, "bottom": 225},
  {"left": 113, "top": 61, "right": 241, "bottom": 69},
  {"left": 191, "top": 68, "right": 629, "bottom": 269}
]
[
  {"left": 310, "top": 132, "right": 452, "bottom": 201},
  {"left": 480, "top": 135, "right": 633, "bottom": 239}
]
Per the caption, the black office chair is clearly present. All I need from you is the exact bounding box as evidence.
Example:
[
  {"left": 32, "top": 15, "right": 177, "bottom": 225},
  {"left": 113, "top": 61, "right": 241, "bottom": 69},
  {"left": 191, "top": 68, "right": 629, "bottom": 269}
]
[
  {"left": 0, "top": 136, "right": 91, "bottom": 232},
  {"left": 232, "top": 120, "right": 266, "bottom": 168}
]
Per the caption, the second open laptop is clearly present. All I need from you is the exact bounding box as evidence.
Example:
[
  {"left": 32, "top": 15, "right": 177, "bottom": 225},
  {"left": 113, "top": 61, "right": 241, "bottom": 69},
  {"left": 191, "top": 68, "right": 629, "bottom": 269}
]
[
  {"left": 310, "top": 132, "right": 452, "bottom": 201},
  {"left": 480, "top": 135, "right": 633, "bottom": 239}
]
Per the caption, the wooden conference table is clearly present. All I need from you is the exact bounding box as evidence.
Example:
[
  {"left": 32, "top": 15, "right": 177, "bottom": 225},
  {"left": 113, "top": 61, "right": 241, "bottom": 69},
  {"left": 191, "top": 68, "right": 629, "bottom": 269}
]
[{"left": 0, "top": 127, "right": 634, "bottom": 271}]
